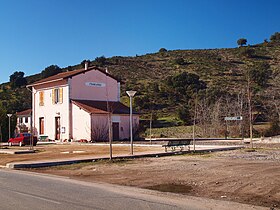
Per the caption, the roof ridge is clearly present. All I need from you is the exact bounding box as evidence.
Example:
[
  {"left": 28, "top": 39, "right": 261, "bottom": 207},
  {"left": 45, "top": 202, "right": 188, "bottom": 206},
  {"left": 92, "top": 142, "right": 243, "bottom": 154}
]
[{"left": 28, "top": 66, "right": 121, "bottom": 87}]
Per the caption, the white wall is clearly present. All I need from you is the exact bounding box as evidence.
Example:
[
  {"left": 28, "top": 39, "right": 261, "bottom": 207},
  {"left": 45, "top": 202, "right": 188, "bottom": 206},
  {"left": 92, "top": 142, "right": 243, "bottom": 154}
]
[
  {"left": 33, "top": 84, "right": 69, "bottom": 140},
  {"left": 72, "top": 103, "right": 91, "bottom": 141},
  {"left": 17, "top": 116, "right": 31, "bottom": 132},
  {"left": 91, "top": 114, "right": 139, "bottom": 140},
  {"left": 69, "top": 70, "right": 119, "bottom": 101},
  {"left": 118, "top": 115, "right": 139, "bottom": 140}
]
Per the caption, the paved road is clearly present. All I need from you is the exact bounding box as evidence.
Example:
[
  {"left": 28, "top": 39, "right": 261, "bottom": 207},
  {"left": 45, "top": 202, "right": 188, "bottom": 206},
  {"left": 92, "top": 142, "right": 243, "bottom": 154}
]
[{"left": 0, "top": 169, "right": 265, "bottom": 210}]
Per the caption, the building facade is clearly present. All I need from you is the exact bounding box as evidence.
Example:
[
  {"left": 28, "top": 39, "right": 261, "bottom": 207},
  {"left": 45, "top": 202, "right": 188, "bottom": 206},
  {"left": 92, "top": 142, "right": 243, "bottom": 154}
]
[
  {"left": 28, "top": 66, "right": 138, "bottom": 141},
  {"left": 16, "top": 109, "right": 32, "bottom": 133}
]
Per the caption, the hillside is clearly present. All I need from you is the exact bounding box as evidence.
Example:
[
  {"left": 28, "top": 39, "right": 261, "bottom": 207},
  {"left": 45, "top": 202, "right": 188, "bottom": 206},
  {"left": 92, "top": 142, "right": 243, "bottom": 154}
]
[{"left": 1, "top": 38, "right": 280, "bottom": 140}]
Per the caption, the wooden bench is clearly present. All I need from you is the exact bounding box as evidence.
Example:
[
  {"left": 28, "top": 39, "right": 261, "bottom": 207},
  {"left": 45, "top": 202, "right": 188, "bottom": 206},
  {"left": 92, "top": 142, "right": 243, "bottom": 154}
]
[
  {"left": 39, "top": 135, "right": 49, "bottom": 141},
  {"left": 162, "top": 140, "right": 191, "bottom": 152}
]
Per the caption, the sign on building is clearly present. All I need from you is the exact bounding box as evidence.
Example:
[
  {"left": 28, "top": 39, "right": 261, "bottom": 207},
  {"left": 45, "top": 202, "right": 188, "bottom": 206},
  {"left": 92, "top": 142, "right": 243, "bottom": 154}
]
[{"left": 85, "top": 82, "right": 106, "bottom": 88}]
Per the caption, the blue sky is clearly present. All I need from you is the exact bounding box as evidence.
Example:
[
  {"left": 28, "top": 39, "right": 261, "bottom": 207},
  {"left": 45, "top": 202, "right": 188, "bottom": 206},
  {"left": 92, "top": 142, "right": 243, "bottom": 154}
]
[{"left": 0, "top": 0, "right": 279, "bottom": 83}]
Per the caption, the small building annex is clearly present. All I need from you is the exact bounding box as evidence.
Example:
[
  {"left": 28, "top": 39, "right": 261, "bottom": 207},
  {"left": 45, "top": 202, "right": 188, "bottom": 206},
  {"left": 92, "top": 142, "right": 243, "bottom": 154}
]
[
  {"left": 27, "top": 65, "right": 139, "bottom": 141},
  {"left": 16, "top": 109, "right": 32, "bottom": 133}
]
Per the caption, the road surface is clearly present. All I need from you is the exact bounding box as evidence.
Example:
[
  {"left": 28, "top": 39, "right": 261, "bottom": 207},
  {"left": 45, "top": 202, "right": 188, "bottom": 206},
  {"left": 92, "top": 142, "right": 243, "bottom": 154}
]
[{"left": 0, "top": 169, "right": 265, "bottom": 210}]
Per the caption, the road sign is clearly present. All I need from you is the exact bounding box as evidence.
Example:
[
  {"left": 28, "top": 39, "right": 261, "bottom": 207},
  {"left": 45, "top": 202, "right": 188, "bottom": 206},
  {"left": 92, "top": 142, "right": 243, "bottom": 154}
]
[
  {"left": 224, "top": 116, "right": 243, "bottom": 121},
  {"left": 85, "top": 82, "right": 106, "bottom": 87}
]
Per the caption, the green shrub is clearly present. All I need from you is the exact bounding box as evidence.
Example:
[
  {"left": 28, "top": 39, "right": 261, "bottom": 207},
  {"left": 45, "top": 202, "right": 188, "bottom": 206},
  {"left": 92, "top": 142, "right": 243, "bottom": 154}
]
[{"left": 264, "top": 121, "right": 280, "bottom": 137}]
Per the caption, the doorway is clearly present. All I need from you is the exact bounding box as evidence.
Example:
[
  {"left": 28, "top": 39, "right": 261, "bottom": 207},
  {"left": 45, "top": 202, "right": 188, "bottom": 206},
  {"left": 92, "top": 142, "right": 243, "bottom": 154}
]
[
  {"left": 55, "top": 117, "right": 60, "bottom": 140},
  {"left": 39, "top": 117, "right": 44, "bottom": 135},
  {"left": 112, "top": 122, "right": 119, "bottom": 140}
]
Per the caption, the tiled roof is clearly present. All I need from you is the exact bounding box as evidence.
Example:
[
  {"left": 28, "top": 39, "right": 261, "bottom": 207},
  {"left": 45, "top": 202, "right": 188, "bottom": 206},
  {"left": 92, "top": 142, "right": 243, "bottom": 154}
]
[
  {"left": 16, "top": 109, "right": 32, "bottom": 116},
  {"left": 29, "top": 66, "right": 121, "bottom": 87},
  {"left": 72, "top": 100, "right": 138, "bottom": 115}
]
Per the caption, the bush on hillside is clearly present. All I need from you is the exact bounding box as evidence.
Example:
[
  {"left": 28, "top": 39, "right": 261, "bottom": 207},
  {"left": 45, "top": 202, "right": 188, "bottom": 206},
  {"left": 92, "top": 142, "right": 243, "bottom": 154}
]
[
  {"left": 177, "top": 105, "right": 192, "bottom": 125},
  {"left": 249, "top": 62, "right": 271, "bottom": 88},
  {"left": 159, "top": 48, "right": 167, "bottom": 52},
  {"left": 173, "top": 57, "right": 186, "bottom": 65},
  {"left": 240, "top": 47, "right": 255, "bottom": 58},
  {"left": 264, "top": 121, "right": 280, "bottom": 137},
  {"left": 270, "top": 32, "right": 280, "bottom": 42}
]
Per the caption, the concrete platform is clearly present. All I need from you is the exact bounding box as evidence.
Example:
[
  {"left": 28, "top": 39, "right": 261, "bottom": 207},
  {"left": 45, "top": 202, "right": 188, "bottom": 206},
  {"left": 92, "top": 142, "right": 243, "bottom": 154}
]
[
  {"left": 5, "top": 145, "right": 243, "bottom": 169},
  {"left": 0, "top": 149, "right": 35, "bottom": 154}
]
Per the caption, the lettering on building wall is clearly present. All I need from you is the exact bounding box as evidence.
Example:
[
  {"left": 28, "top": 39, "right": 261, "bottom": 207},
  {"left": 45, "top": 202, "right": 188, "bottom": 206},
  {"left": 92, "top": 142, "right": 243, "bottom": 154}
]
[{"left": 85, "top": 82, "right": 106, "bottom": 88}]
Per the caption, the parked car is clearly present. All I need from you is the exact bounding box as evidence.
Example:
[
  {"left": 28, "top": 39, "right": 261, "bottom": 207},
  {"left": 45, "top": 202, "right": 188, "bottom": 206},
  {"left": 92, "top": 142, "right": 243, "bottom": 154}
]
[{"left": 8, "top": 133, "right": 38, "bottom": 146}]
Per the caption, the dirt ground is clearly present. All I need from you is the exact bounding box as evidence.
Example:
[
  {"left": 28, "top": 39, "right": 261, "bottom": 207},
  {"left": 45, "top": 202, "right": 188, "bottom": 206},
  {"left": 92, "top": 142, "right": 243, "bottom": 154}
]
[
  {"left": 1, "top": 142, "right": 279, "bottom": 209},
  {"left": 25, "top": 143, "right": 280, "bottom": 209}
]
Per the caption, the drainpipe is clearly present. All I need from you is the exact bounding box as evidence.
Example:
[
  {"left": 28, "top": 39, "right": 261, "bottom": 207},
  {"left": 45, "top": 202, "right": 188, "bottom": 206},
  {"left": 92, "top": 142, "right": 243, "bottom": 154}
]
[{"left": 26, "top": 86, "right": 35, "bottom": 150}]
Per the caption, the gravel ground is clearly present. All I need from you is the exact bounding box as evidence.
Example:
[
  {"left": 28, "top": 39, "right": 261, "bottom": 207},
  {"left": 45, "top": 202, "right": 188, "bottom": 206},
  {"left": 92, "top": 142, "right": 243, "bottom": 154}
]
[{"left": 216, "top": 148, "right": 280, "bottom": 161}]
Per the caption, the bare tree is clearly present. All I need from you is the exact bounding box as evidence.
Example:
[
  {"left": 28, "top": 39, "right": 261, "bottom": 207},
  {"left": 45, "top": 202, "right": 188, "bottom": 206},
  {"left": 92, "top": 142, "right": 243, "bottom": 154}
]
[
  {"left": 91, "top": 121, "right": 109, "bottom": 142},
  {"left": 247, "top": 70, "right": 254, "bottom": 148},
  {"left": 195, "top": 92, "right": 245, "bottom": 138}
]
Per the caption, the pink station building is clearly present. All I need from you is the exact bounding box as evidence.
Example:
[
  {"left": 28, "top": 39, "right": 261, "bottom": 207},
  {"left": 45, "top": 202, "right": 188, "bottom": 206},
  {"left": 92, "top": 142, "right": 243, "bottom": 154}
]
[{"left": 27, "top": 65, "right": 139, "bottom": 142}]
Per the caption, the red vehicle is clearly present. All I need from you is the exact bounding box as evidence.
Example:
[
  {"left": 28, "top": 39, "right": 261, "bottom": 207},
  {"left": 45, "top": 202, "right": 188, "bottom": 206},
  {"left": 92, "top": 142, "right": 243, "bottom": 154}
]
[{"left": 8, "top": 133, "right": 38, "bottom": 147}]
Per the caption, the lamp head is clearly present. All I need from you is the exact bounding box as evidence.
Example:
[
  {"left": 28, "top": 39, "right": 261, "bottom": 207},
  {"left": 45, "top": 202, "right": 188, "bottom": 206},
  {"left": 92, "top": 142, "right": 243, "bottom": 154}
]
[{"left": 126, "top": 90, "right": 137, "bottom": 97}]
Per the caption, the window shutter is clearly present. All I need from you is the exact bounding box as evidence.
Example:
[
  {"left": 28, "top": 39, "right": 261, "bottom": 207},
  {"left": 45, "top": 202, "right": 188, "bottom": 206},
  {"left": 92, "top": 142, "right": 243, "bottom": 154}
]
[
  {"left": 39, "top": 92, "right": 44, "bottom": 106},
  {"left": 42, "top": 92, "right": 44, "bottom": 105},
  {"left": 59, "top": 88, "right": 63, "bottom": 103},
  {"left": 52, "top": 89, "right": 55, "bottom": 104}
]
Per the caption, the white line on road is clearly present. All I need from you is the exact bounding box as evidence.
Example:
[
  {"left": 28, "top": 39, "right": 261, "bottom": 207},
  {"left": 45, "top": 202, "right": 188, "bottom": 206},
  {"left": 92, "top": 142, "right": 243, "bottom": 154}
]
[{"left": 12, "top": 190, "right": 61, "bottom": 205}]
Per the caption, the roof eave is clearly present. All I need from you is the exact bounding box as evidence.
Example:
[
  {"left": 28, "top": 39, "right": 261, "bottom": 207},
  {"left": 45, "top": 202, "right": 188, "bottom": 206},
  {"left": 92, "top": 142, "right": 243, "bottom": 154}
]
[
  {"left": 72, "top": 100, "right": 109, "bottom": 114},
  {"left": 27, "top": 78, "right": 64, "bottom": 87}
]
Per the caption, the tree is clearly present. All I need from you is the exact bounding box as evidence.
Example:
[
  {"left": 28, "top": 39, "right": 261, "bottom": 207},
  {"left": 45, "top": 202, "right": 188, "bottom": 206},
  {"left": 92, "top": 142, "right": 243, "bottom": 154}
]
[
  {"left": 270, "top": 32, "right": 280, "bottom": 42},
  {"left": 90, "top": 121, "right": 109, "bottom": 142},
  {"left": 0, "top": 104, "right": 6, "bottom": 142},
  {"left": 159, "top": 48, "right": 167, "bottom": 52},
  {"left": 177, "top": 105, "right": 192, "bottom": 125},
  {"left": 167, "top": 72, "right": 206, "bottom": 96},
  {"left": 237, "top": 38, "right": 247, "bottom": 47},
  {"left": 80, "top": 59, "right": 91, "bottom": 68},
  {"left": 66, "top": 65, "right": 73, "bottom": 72},
  {"left": 9, "top": 71, "right": 27, "bottom": 88},
  {"left": 93, "top": 56, "right": 106, "bottom": 67},
  {"left": 246, "top": 68, "right": 254, "bottom": 147},
  {"left": 41, "top": 65, "right": 62, "bottom": 79}
]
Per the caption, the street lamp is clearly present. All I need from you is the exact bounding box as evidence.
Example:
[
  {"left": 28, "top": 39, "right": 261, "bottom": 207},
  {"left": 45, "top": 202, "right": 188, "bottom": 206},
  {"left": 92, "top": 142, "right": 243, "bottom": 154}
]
[
  {"left": 126, "top": 90, "right": 137, "bottom": 155},
  {"left": 7, "top": 114, "right": 12, "bottom": 140}
]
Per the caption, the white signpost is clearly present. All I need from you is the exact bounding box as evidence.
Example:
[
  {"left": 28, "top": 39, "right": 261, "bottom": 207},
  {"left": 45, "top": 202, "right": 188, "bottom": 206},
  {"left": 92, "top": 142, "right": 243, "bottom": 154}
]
[
  {"left": 224, "top": 116, "right": 243, "bottom": 139},
  {"left": 224, "top": 116, "right": 243, "bottom": 121}
]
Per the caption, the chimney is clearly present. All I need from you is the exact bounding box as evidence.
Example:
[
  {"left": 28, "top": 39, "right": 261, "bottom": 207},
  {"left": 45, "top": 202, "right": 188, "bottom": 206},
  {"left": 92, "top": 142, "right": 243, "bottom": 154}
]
[{"left": 85, "top": 61, "right": 88, "bottom": 70}]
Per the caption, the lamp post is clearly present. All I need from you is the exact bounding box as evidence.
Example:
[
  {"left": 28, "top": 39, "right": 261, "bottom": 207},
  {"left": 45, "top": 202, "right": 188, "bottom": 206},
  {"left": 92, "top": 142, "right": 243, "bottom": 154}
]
[
  {"left": 126, "top": 90, "right": 137, "bottom": 155},
  {"left": 7, "top": 114, "right": 12, "bottom": 140}
]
